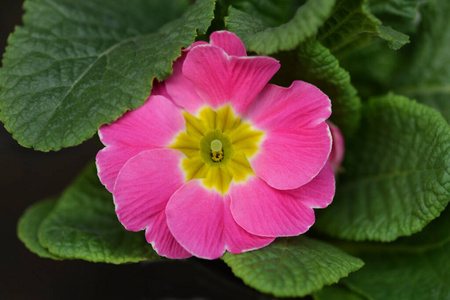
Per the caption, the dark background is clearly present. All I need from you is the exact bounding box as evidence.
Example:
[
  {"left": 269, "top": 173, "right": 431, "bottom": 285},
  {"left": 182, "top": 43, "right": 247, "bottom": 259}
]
[{"left": 0, "top": 1, "right": 274, "bottom": 299}]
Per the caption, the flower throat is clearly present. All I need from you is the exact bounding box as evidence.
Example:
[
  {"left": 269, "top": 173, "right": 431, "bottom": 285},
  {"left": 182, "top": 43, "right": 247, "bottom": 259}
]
[{"left": 169, "top": 105, "right": 264, "bottom": 194}]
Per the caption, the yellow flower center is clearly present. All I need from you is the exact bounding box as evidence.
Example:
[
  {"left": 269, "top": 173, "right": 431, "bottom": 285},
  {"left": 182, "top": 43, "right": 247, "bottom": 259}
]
[{"left": 169, "top": 105, "right": 264, "bottom": 194}]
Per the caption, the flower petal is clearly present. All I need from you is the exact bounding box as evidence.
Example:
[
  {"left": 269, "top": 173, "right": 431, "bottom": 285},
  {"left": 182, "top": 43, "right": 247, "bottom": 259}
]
[
  {"left": 327, "top": 121, "right": 345, "bottom": 174},
  {"left": 113, "top": 149, "right": 190, "bottom": 258},
  {"left": 166, "top": 180, "right": 226, "bottom": 259},
  {"left": 145, "top": 212, "right": 191, "bottom": 259},
  {"left": 164, "top": 42, "right": 208, "bottom": 114},
  {"left": 229, "top": 166, "right": 335, "bottom": 237},
  {"left": 96, "top": 95, "right": 185, "bottom": 192},
  {"left": 166, "top": 180, "right": 273, "bottom": 257},
  {"left": 245, "top": 81, "right": 332, "bottom": 189},
  {"left": 295, "top": 163, "right": 335, "bottom": 209},
  {"left": 182, "top": 44, "right": 280, "bottom": 114},
  {"left": 223, "top": 196, "right": 275, "bottom": 254},
  {"left": 245, "top": 81, "right": 332, "bottom": 130},
  {"left": 210, "top": 30, "right": 247, "bottom": 57}
]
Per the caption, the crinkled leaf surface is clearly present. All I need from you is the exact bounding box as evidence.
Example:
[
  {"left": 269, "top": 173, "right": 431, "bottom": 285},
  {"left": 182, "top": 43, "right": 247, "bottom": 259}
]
[
  {"left": 368, "top": 0, "right": 420, "bottom": 19},
  {"left": 339, "top": 40, "right": 403, "bottom": 99},
  {"left": 313, "top": 284, "right": 367, "bottom": 300},
  {"left": 0, "top": 0, "right": 215, "bottom": 151},
  {"left": 17, "top": 198, "right": 61, "bottom": 260},
  {"left": 394, "top": 0, "right": 450, "bottom": 123},
  {"left": 367, "top": 0, "right": 420, "bottom": 34},
  {"left": 225, "top": 0, "right": 336, "bottom": 54},
  {"left": 222, "top": 236, "right": 364, "bottom": 298},
  {"left": 38, "top": 163, "right": 160, "bottom": 263},
  {"left": 294, "top": 39, "right": 361, "bottom": 137},
  {"left": 315, "top": 94, "right": 450, "bottom": 241},
  {"left": 318, "top": 0, "right": 409, "bottom": 57},
  {"left": 227, "top": 0, "right": 300, "bottom": 27},
  {"left": 341, "top": 206, "right": 450, "bottom": 300}
]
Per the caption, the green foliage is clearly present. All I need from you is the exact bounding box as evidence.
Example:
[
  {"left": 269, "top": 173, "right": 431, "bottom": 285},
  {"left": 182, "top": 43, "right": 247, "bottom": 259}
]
[
  {"left": 17, "top": 198, "right": 61, "bottom": 260},
  {"left": 318, "top": 0, "right": 409, "bottom": 57},
  {"left": 368, "top": 0, "right": 420, "bottom": 19},
  {"left": 225, "top": 0, "right": 336, "bottom": 54},
  {"left": 315, "top": 94, "right": 450, "bottom": 241},
  {"left": 295, "top": 40, "right": 361, "bottom": 136},
  {"left": 8, "top": 0, "right": 450, "bottom": 297},
  {"left": 36, "top": 163, "right": 161, "bottom": 263},
  {"left": 313, "top": 284, "right": 367, "bottom": 300},
  {"left": 227, "top": 0, "right": 300, "bottom": 27},
  {"left": 341, "top": 206, "right": 450, "bottom": 300},
  {"left": 393, "top": 0, "right": 450, "bottom": 123},
  {"left": 222, "top": 236, "right": 364, "bottom": 297},
  {"left": 0, "top": 0, "right": 215, "bottom": 151},
  {"left": 368, "top": 0, "right": 421, "bottom": 33}
]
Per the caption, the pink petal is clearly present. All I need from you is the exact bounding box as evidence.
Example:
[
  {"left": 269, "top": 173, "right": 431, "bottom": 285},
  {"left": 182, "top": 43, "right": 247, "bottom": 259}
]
[
  {"left": 145, "top": 212, "right": 191, "bottom": 259},
  {"left": 96, "top": 146, "right": 146, "bottom": 193},
  {"left": 210, "top": 31, "right": 247, "bottom": 57},
  {"left": 166, "top": 180, "right": 273, "bottom": 258},
  {"left": 113, "top": 149, "right": 190, "bottom": 258},
  {"left": 245, "top": 82, "right": 332, "bottom": 189},
  {"left": 182, "top": 44, "right": 280, "bottom": 114},
  {"left": 327, "top": 121, "right": 345, "bottom": 174},
  {"left": 164, "top": 42, "right": 208, "bottom": 114},
  {"left": 166, "top": 180, "right": 226, "bottom": 259},
  {"left": 229, "top": 167, "right": 335, "bottom": 237},
  {"left": 96, "top": 95, "right": 185, "bottom": 192},
  {"left": 244, "top": 81, "right": 332, "bottom": 130},
  {"left": 223, "top": 196, "right": 275, "bottom": 254},
  {"left": 295, "top": 163, "right": 335, "bottom": 209}
]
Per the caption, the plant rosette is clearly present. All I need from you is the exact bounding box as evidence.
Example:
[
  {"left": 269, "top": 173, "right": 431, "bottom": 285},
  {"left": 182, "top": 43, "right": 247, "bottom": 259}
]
[{"left": 96, "top": 31, "right": 337, "bottom": 259}]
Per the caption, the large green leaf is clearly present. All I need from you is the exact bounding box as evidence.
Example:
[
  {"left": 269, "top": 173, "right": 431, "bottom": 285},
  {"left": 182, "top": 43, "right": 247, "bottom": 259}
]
[
  {"left": 225, "top": 0, "right": 336, "bottom": 54},
  {"left": 295, "top": 39, "right": 361, "bottom": 136},
  {"left": 368, "top": 0, "right": 420, "bottom": 19},
  {"left": 222, "top": 236, "right": 364, "bottom": 298},
  {"left": 227, "top": 0, "right": 300, "bottom": 27},
  {"left": 38, "top": 163, "right": 161, "bottom": 263},
  {"left": 394, "top": 0, "right": 450, "bottom": 123},
  {"left": 341, "top": 206, "right": 450, "bottom": 300},
  {"left": 313, "top": 284, "right": 367, "bottom": 300},
  {"left": 318, "top": 0, "right": 409, "bottom": 57},
  {"left": 315, "top": 94, "right": 450, "bottom": 241},
  {"left": 17, "top": 198, "right": 61, "bottom": 260},
  {"left": 338, "top": 40, "right": 404, "bottom": 100},
  {"left": 0, "top": 0, "right": 215, "bottom": 151}
]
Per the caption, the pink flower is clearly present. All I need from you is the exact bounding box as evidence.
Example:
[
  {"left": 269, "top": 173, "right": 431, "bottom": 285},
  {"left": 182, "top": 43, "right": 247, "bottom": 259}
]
[
  {"left": 327, "top": 121, "right": 345, "bottom": 174},
  {"left": 96, "top": 31, "right": 335, "bottom": 259}
]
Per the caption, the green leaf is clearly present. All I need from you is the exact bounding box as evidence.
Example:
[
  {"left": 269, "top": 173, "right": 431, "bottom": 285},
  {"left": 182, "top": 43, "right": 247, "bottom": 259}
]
[
  {"left": 227, "top": 0, "right": 300, "bottom": 27},
  {"left": 378, "top": 25, "right": 411, "bottom": 50},
  {"left": 313, "top": 284, "right": 367, "bottom": 300},
  {"left": 368, "top": 0, "right": 422, "bottom": 35},
  {"left": 318, "top": 0, "right": 409, "bottom": 57},
  {"left": 368, "top": 0, "right": 421, "bottom": 19},
  {"left": 341, "top": 206, "right": 450, "bottom": 300},
  {"left": 315, "top": 94, "right": 450, "bottom": 241},
  {"left": 17, "top": 198, "right": 61, "bottom": 260},
  {"left": 222, "top": 236, "right": 364, "bottom": 298},
  {"left": 338, "top": 40, "right": 403, "bottom": 100},
  {"left": 225, "top": 0, "right": 336, "bottom": 54},
  {"left": 38, "top": 163, "right": 161, "bottom": 264},
  {"left": 0, "top": 0, "right": 215, "bottom": 151},
  {"left": 393, "top": 0, "right": 450, "bottom": 123},
  {"left": 295, "top": 39, "right": 362, "bottom": 137}
]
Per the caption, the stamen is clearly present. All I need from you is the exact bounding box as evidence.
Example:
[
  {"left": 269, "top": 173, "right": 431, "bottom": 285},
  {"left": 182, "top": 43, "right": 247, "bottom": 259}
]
[{"left": 210, "top": 139, "right": 223, "bottom": 151}]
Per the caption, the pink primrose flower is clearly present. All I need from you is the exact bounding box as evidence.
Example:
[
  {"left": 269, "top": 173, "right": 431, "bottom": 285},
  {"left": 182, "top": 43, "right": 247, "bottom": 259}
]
[
  {"left": 327, "top": 121, "right": 345, "bottom": 174},
  {"left": 96, "top": 31, "right": 335, "bottom": 259}
]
